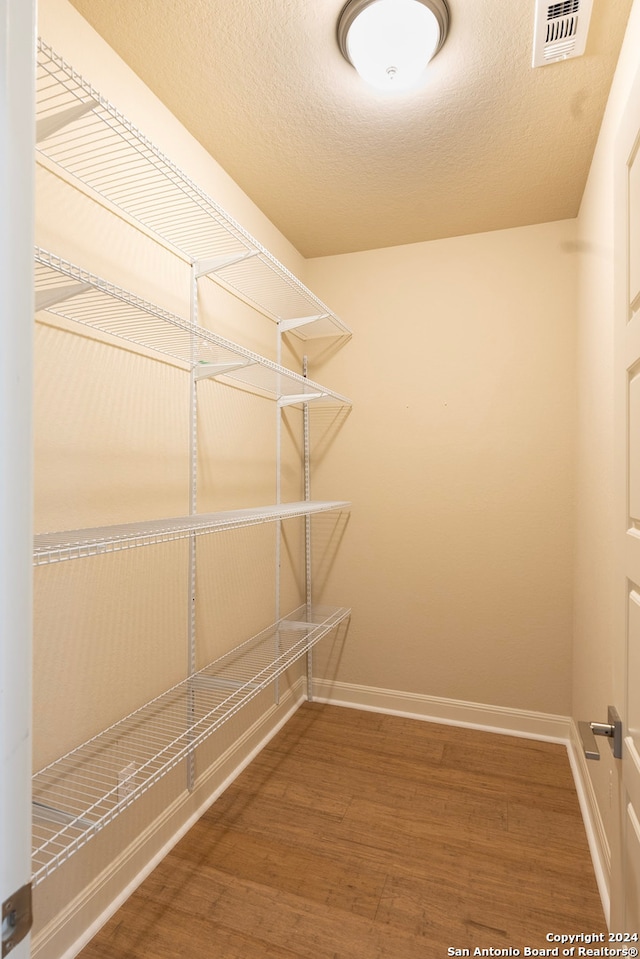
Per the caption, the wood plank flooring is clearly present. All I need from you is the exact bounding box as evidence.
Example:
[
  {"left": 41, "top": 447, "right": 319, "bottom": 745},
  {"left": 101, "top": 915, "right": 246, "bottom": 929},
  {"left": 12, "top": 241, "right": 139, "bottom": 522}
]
[{"left": 77, "top": 703, "right": 606, "bottom": 958}]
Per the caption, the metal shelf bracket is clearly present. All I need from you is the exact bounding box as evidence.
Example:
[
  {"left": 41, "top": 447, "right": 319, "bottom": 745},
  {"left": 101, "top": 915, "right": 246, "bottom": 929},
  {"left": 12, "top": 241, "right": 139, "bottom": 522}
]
[
  {"left": 36, "top": 100, "right": 97, "bottom": 143},
  {"left": 35, "top": 282, "right": 91, "bottom": 312},
  {"left": 279, "top": 314, "right": 330, "bottom": 334},
  {"left": 194, "top": 250, "right": 259, "bottom": 278},
  {"left": 278, "top": 392, "right": 324, "bottom": 408},
  {"left": 193, "top": 359, "right": 255, "bottom": 381}
]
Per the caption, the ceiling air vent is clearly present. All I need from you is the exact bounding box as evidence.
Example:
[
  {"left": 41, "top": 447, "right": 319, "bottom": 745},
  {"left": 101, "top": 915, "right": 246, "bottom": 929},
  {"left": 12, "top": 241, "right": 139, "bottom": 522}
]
[{"left": 532, "top": 0, "right": 594, "bottom": 67}]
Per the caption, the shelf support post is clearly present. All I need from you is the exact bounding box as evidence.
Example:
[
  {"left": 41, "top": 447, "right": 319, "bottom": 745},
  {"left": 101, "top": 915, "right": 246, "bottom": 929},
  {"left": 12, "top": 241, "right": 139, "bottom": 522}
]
[
  {"left": 187, "top": 262, "right": 199, "bottom": 792},
  {"left": 303, "top": 355, "right": 313, "bottom": 702},
  {"left": 274, "top": 323, "right": 282, "bottom": 706}
]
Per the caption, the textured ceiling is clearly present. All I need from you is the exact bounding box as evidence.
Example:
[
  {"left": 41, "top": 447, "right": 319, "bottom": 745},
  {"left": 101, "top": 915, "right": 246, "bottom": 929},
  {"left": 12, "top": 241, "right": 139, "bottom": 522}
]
[{"left": 67, "top": 0, "right": 633, "bottom": 258}]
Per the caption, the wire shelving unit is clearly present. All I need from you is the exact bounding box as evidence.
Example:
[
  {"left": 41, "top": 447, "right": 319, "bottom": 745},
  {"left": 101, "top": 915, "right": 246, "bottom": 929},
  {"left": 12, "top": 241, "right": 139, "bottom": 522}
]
[
  {"left": 33, "top": 501, "right": 351, "bottom": 566},
  {"left": 32, "top": 604, "right": 351, "bottom": 886},
  {"left": 33, "top": 37, "right": 352, "bottom": 888},
  {"left": 35, "top": 248, "right": 352, "bottom": 407},
  {"left": 35, "top": 41, "right": 351, "bottom": 340}
]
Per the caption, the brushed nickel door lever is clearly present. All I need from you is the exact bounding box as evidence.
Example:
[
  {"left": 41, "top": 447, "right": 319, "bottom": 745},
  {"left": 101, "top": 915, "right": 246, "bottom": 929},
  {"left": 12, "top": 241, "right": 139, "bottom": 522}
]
[{"left": 578, "top": 705, "right": 622, "bottom": 760}]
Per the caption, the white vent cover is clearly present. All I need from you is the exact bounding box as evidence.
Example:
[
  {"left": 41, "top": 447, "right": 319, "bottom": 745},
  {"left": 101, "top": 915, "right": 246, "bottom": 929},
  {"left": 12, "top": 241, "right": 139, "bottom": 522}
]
[{"left": 532, "top": 0, "right": 595, "bottom": 67}]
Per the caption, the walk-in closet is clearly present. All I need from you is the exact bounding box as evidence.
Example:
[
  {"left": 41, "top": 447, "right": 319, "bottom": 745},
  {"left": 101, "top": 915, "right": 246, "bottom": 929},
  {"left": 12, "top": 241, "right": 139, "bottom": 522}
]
[{"left": 2, "top": 0, "right": 640, "bottom": 955}]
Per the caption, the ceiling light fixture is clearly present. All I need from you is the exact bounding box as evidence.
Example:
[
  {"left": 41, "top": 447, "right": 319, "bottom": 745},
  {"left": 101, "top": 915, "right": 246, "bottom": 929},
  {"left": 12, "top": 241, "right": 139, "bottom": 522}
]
[{"left": 338, "top": 0, "right": 450, "bottom": 93}]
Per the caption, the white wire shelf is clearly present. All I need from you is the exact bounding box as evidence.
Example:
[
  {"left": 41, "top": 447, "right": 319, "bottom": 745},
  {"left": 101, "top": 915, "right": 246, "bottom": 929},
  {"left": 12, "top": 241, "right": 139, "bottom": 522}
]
[
  {"left": 36, "top": 40, "right": 350, "bottom": 341},
  {"left": 31, "top": 603, "right": 351, "bottom": 884},
  {"left": 33, "top": 501, "right": 351, "bottom": 566},
  {"left": 34, "top": 248, "right": 352, "bottom": 408}
]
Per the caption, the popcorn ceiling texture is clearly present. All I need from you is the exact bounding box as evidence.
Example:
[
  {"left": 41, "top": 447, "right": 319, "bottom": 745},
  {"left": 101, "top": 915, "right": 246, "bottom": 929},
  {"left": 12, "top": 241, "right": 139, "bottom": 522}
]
[{"left": 67, "top": 0, "right": 631, "bottom": 256}]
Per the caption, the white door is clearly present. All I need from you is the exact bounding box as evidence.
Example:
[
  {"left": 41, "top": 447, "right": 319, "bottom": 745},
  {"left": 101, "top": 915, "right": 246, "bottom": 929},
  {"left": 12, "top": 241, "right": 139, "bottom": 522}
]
[
  {"left": 614, "top": 51, "right": 640, "bottom": 933},
  {"left": 0, "top": 2, "right": 35, "bottom": 957}
]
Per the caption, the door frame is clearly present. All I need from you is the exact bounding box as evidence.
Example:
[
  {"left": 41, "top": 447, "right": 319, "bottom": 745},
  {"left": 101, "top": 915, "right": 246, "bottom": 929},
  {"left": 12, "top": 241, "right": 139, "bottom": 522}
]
[
  {"left": 612, "top": 40, "right": 640, "bottom": 932},
  {"left": 0, "top": 1, "right": 35, "bottom": 957}
]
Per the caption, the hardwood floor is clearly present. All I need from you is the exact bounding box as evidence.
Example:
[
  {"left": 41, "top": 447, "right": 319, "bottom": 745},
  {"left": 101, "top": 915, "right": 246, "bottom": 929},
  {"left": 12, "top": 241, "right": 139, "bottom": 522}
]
[{"left": 77, "top": 703, "right": 606, "bottom": 958}]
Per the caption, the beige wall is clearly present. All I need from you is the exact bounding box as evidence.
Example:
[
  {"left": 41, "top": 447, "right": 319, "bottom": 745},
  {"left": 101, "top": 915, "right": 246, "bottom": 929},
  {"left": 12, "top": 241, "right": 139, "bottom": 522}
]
[{"left": 305, "top": 220, "right": 577, "bottom": 715}]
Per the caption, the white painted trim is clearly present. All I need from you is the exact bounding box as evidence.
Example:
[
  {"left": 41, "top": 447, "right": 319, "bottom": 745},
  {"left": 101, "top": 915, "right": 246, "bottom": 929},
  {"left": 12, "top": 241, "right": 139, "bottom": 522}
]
[
  {"left": 312, "top": 679, "right": 571, "bottom": 742},
  {"left": 567, "top": 718, "right": 612, "bottom": 927},
  {"left": 0, "top": 6, "right": 35, "bottom": 959},
  {"left": 32, "top": 679, "right": 307, "bottom": 959}
]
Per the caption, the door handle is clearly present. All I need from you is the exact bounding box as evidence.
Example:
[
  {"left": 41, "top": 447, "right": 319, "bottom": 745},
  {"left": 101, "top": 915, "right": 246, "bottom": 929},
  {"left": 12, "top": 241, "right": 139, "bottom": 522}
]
[{"left": 578, "top": 705, "right": 622, "bottom": 760}]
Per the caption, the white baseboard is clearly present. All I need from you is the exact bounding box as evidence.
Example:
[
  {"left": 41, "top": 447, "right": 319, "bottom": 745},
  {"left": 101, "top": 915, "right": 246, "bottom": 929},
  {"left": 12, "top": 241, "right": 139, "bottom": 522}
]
[
  {"left": 567, "top": 718, "right": 612, "bottom": 927},
  {"left": 312, "top": 678, "right": 571, "bottom": 742},
  {"left": 32, "top": 678, "right": 307, "bottom": 959}
]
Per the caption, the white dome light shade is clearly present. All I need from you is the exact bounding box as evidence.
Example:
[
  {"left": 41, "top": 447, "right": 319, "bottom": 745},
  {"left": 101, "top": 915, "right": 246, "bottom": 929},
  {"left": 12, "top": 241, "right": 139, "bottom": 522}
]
[{"left": 338, "top": 0, "right": 449, "bottom": 93}]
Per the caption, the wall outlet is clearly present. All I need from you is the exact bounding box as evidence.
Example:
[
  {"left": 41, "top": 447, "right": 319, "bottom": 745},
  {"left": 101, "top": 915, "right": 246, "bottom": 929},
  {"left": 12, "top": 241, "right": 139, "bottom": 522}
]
[{"left": 117, "top": 762, "right": 137, "bottom": 803}]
